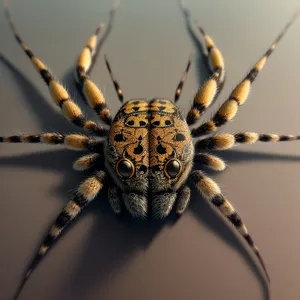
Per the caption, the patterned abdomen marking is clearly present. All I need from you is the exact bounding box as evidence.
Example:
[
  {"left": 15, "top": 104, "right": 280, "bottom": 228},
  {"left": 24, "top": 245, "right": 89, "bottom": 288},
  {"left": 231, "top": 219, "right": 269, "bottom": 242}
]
[
  {"left": 109, "top": 100, "right": 149, "bottom": 170},
  {"left": 149, "top": 99, "right": 193, "bottom": 192},
  {"left": 108, "top": 99, "right": 193, "bottom": 193}
]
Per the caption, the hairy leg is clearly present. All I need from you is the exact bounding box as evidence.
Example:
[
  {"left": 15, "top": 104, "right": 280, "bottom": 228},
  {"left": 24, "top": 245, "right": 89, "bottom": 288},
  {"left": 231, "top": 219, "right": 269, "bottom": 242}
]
[
  {"left": 73, "top": 153, "right": 101, "bottom": 171},
  {"left": 75, "top": 2, "right": 120, "bottom": 124},
  {"left": 0, "top": 133, "right": 102, "bottom": 151},
  {"left": 12, "top": 171, "right": 106, "bottom": 300},
  {"left": 191, "top": 9, "right": 300, "bottom": 137},
  {"left": 179, "top": 0, "right": 225, "bottom": 124},
  {"left": 195, "top": 132, "right": 300, "bottom": 151},
  {"left": 192, "top": 170, "right": 270, "bottom": 282},
  {"left": 4, "top": 0, "right": 106, "bottom": 136},
  {"left": 194, "top": 153, "right": 226, "bottom": 171}
]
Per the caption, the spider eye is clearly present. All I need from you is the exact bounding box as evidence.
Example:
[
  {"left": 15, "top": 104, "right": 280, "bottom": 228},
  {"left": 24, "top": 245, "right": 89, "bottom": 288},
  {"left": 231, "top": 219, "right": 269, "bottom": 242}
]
[
  {"left": 116, "top": 159, "right": 135, "bottom": 178},
  {"left": 164, "top": 159, "right": 181, "bottom": 179}
]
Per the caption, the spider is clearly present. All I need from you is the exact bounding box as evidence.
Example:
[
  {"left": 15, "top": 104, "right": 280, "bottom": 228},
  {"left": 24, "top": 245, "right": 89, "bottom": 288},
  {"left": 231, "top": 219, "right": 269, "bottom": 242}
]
[{"left": 1, "top": 0, "right": 300, "bottom": 299}]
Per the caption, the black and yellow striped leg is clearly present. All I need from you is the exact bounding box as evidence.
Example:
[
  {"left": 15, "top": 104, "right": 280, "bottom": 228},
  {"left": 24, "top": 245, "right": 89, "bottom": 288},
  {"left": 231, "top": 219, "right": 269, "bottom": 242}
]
[
  {"left": 191, "top": 10, "right": 300, "bottom": 137},
  {"left": 174, "top": 55, "right": 192, "bottom": 102},
  {"left": 0, "top": 133, "right": 102, "bottom": 151},
  {"left": 3, "top": 1, "right": 106, "bottom": 136},
  {"left": 108, "top": 185, "right": 122, "bottom": 215},
  {"left": 192, "top": 170, "right": 270, "bottom": 282},
  {"left": 195, "top": 25, "right": 225, "bottom": 82},
  {"left": 75, "top": 26, "right": 112, "bottom": 125},
  {"left": 194, "top": 153, "right": 226, "bottom": 171},
  {"left": 179, "top": 0, "right": 225, "bottom": 81},
  {"left": 75, "top": 2, "right": 120, "bottom": 124},
  {"left": 179, "top": 0, "right": 225, "bottom": 124},
  {"left": 75, "top": 23, "right": 105, "bottom": 79},
  {"left": 176, "top": 185, "right": 191, "bottom": 216},
  {"left": 86, "top": 0, "right": 120, "bottom": 76},
  {"left": 195, "top": 132, "right": 300, "bottom": 151},
  {"left": 186, "top": 69, "right": 223, "bottom": 125},
  {"left": 234, "top": 132, "right": 300, "bottom": 145},
  {"left": 13, "top": 171, "right": 106, "bottom": 300},
  {"left": 73, "top": 153, "right": 101, "bottom": 171},
  {"left": 104, "top": 55, "right": 124, "bottom": 102}
]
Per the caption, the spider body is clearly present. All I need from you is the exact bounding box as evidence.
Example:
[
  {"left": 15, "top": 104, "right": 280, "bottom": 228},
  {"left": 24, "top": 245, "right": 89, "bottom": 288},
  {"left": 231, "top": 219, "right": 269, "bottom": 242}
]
[
  {"left": 106, "top": 98, "right": 194, "bottom": 218},
  {"left": 2, "top": 0, "right": 300, "bottom": 299}
]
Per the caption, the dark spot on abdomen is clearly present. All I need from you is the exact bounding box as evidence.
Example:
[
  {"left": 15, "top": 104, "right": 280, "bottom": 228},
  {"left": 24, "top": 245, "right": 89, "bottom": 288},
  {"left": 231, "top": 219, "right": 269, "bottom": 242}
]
[
  {"left": 134, "top": 144, "right": 144, "bottom": 154},
  {"left": 127, "top": 120, "right": 134, "bottom": 126},
  {"left": 157, "top": 144, "right": 166, "bottom": 154},
  {"left": 114, "top": 133, "right": 126, "bottom": 142},
  {"left": 174, "top": 133, "right": 185, "bottom": 141}
]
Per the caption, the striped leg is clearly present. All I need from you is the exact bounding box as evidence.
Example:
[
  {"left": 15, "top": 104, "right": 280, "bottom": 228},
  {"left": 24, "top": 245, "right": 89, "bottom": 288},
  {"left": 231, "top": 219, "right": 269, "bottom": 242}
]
[
  {"left": 73, "top": 153, "right": 101, "bottom": 171},
  {"left": 174, "top": 55, "right": 192, "bottom": 102},
  {"left": 195, "top": 25, "right": 225, "bottom": 83},
  {"left": 195, "top": 132, "right": 300, "bottom": 152},
  {"left": 194, "top": 153, "right": 226, "bottom": 171},
  {"left": 4, "top": 1, "right": 106, "bottom": 136},
  {"left": 186, "top": 69, "right": 223, "bottom": 125},
  {"left": 0, "top": 133, "right": 102, "bottom": 152},
  {"left": 191, "top": 10, "right": 300, "bottom": 137},
  {"left": 192, "top": 170, "right": 270, "bottom": 282},
  {"left": 13, "top": 171, "right": 106, "bottom": 300},
  {"left": 75, "top": 2, "right": 121, "bottom": 124},
  {"left": 179, "top": 0, "right": 225, "bottom": 124},
  {"left": 179, "top": 0, "right": 225, "bottom": 82},
  {"left": 104, "top": 55, "right": 124, "bottom": 102},
  {"left": 195, "top": 134, "right": 235, "bottom": 151}
]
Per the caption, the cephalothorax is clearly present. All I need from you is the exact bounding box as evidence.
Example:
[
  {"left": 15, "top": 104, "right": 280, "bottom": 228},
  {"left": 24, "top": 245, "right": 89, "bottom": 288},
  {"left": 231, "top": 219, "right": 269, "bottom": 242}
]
[{"left": 2, "top": 0, "right": 300, "bottom": 298}]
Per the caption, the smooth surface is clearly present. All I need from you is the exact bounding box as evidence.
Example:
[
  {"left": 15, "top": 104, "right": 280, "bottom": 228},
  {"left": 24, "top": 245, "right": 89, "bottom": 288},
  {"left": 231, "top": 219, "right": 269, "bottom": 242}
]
[{"left": 1, "top": 1, "right": 300, "bottom": 299}]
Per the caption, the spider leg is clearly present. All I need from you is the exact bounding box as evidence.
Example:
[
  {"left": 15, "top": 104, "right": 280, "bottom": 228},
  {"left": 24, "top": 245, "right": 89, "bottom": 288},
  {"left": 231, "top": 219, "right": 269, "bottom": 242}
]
[
  {"left": 195, "top": 132, "right": 300, "bottom": 152},
  {"left": 73, "top": 153, "right": 101, "bottom": 171},
  {"left": 176, "top": 185, "right": 191, "bottom": 216},
  {"left": 179, "top": 1, "right": 225, "bottom": 123},
  {"left": 180, "top": 0, "right": 225, "bottom": 81},
  {"left": 186, "top": 69, "right": 223, "bottom": 125},
  {"left": 195, "top": 133, "right": 235, "bottom": 151},
  {"left": 86, "top": 0, "right": 120, "bottom": 77},
  {"left": 75, "top": 2, "right": 121, "bottom": 124},
  {"left": 108, "top": 185, "right": 122, "bottom": 215},
  {"left": 0, "top": 133, "right": 102, "bottom": 151},
  {"left": 192, "top": 170, "right": 270, "bottom": 282},
  {"left": 12, "top": 171, "right": 106, "bottom": 300},
  {"left": 194, "top": 153, "right": 226, "bottom": 171},
  {"left": 104, "top": 54, "right": 124, "bottom": 102},
  {"left": 191, "top": 9, "right": 300, "bottom": 137},
  {"left": 3, "top": 0, "right": 106, "bottom": 136},
  {"left": 174, "top": 55, "right": 192, "bottom": 102}
]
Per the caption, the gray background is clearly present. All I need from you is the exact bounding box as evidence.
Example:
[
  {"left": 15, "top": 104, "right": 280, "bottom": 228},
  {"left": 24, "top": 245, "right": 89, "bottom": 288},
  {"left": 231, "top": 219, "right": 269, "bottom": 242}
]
[{"left": 1, "top": 0, "right": 300, "bottom": 299}]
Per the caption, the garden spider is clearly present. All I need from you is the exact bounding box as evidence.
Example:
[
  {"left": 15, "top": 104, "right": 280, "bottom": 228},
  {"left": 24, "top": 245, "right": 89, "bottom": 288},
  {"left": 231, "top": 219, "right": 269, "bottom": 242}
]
[{"left": 1, "top": 0, "right": 300, "bottom": 299}]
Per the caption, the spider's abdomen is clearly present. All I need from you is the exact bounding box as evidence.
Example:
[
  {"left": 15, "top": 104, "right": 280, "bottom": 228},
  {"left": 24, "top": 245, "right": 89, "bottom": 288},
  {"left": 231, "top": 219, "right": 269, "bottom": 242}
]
[{"left": 106, "top": 99, "right": 194, "bottom": 216}]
